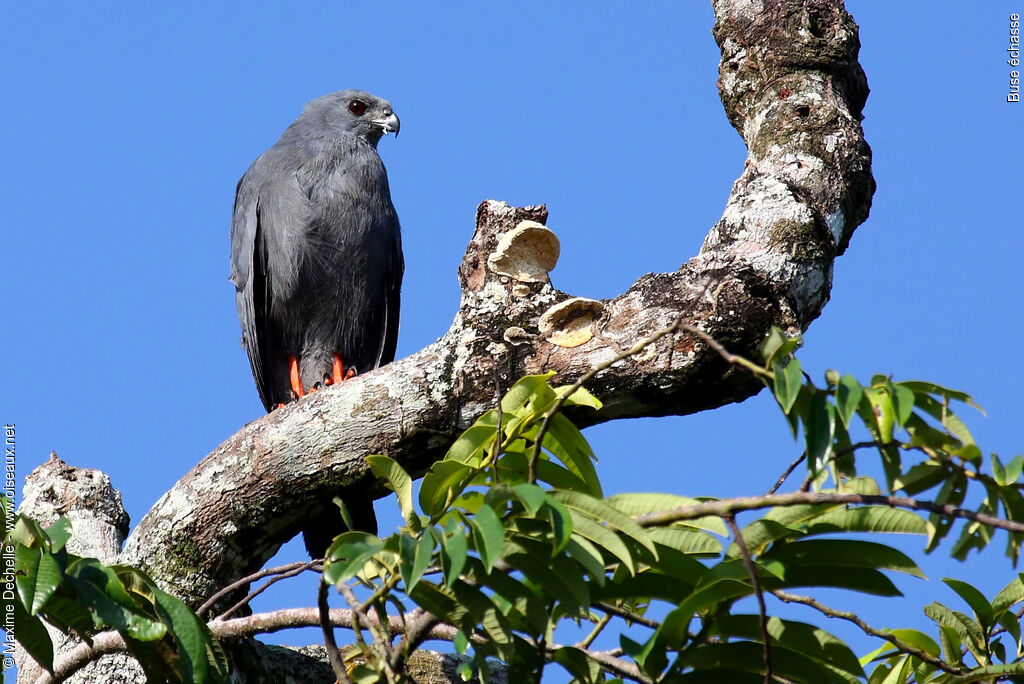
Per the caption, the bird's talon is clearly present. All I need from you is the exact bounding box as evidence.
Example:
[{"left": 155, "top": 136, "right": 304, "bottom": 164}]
[
  {"left": 331, "top": 354, "right": 347, "bottom": 384},
  {"left": 289, "top": 356, "right": 305, "bottom": 398}
]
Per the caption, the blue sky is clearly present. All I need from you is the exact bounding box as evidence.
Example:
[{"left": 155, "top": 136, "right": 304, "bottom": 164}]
[{"left": 3, "top": 1, "right": 1022, "bottom": 679}]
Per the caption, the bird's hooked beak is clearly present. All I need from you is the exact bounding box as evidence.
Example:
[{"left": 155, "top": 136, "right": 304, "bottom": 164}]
[{"left": 375, "top": 111, "right": 400, "bottom": 139}]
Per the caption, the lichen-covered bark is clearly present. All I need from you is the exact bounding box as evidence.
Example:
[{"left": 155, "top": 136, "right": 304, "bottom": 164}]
[{"left": 18, "top": 0, "right": 873, "bottom": 681}]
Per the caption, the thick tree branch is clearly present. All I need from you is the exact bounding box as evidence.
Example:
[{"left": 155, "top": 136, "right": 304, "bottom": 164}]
[
  {"left": 19, "top": 0, "right": 874, "bottom": 681},
  {"left": 114, "top": 0, "right": 873, "bottom": 610}
]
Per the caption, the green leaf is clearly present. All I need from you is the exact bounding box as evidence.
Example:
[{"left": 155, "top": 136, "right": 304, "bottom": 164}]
[
  {"left": 511, "top": 483, "right": 546, "bottom": 515},
  {"left": 887, "top": 628, "right": 941, "bottom": 658},
  {"left": 420, "top": 460, "right": 473, "bottom": 517},
  {"left": 450, "top": 579, "right": 513, "bottom": 645},
  {"left": 717, "top": 614, "right": 865, "bottom": 678},
  {"left": 804, "top": 393, "right": 837, "bottom": 471},
  {"left": 992, "top": 575, "right": 1024, "bottom": 614},
  {"left": 770, "top": 566, "right": 904, "bottom": 597},
  {"left": 554, "top": 384, "right": 603, "bottom": 411},
  {"left": 439, "top": 519, "right": 468, "bottom": 589},
  {"left": 682, "top": 640, "right": 858, "bottom": 684},
  {"left": 761, "top": 539, "right": 925, "bottom": 578},
  {"left": 938, "top": 623, "right": 965, "bottom": 667},
  {"left": 446, "top": 410, "right": 499, "bottom": 465},
  {"left": 1003, "top": 455, "right": 1024, "bottom": 486},
  {"left": 12, "top": 595, "right": 54, "bottom": 673},
  {"left": 453, "top": 630, "right": 469, "bottom": 655},
  {"left": 774, "top": 358, "right": 804, "bottom": 414},
  {"left": 836, "top": 375, "right": 863, "bottom": 428},
  {"left": 367, "top": 455, "right": 419, "bottom": 532},
  {"left": 44, "top": 517, "right": 73, "bottom": 553},
  {"left": 470, "top": 504, "right": 506, "bottom": 573},
  {"left": 505, "top": 548, "right": 589, "bottom": 612},
  {"left": 898, "top": 380, "right": 979, "bottom": 408},
  {"left": 501, "top": 373, "right": 557, "bottom": 415},
  {"left": 564, "top": 536, "right": 608, "bottom": 584},
  {"left": 16, "top": 544, "right": 63, "bottom": 614},
  {"left": 649, "top": 527, "right": 722, "bottom": 556},
  {"left": 499, "top": 449, "right": 593, "bottom": 493},
  {"left": 943, "top": 578, "right": 994, "bottom": 630},
  {"left": 728, "top": 519, "right": 802, "bottom": 557},
  {"left": 893, "top": 463, "right": 948, "bottom": 496},
  {"left": 67, "top": 563, "right": 167, "bottom": 642},
  {"left": 604, "top": 492, "right": 727, "bottom": 535},
  {"left": 803, "top": 506, "right": 928, "bottom": 537},
  {"left": 324, "top": 533, "right": 386, "bottom": 584},
  {"left": 891, "top": 384, "right": 915, "bottom": 427},
  {"left": 539, "top": 413, "right": 602, "bottom": 496},
  {"left": 153, "top": 587, "right": 215, "bottom": 683},
  {"left": 400, "top": 529, "right": 435, "bottom": 592},
  {"left": 914, "top": 393, "right": 977, "bottom": 447},
  {"left": 544, "top": 496, "right": 572, "bottom": 554},
  {"left": 660, "top": 578, "right": 754, "bottom": 646},
  {"left": 927, "top": 471, "right": 968, "bottom": 551},
  {"left": 552, "top": 491, "right": 657, "bottom": 558},
  {"left": 570, "top": 516, "right": 637, "bottom": 575},
  {"left": 998, "top": 610, "right": 1022, "bottom": 657},
  {"left": 760, "top": 327, "right": 801, "bottom": 366},
  {"left": 924, "top": 602, "right": 987, "bottom": 661},
  {"left": 552, "top": 646, "right": 601, "bottom": 684}
]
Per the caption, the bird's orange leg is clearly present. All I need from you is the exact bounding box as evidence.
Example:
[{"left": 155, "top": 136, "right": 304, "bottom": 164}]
[
  {"left": 326, "top": 354, "right": 356, "bottom": 385},
  {"left": 289, "top": 356, "right": 305, "bottom": 399}
]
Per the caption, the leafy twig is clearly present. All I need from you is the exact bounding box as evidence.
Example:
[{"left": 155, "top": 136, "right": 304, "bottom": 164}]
[
  {"left": 725, "top": 514, "right": 772, "bottom": 684},
  {"left": 635, "top": 491, "right": 1024, "bottom": 535},
  {"left": 318, "top": 581, "right": 354, "bottom": 684},
  {"left": 771, "top": 589, "right": 963, "bottom": 675}
]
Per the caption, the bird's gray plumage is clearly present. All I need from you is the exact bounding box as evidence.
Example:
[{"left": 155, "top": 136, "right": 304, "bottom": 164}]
[
  {"left": 230, "top": 89, "right": 403, "bottom": 411},
  {"left": 230, "top": 90, "right": 403, "bottom": 556}
]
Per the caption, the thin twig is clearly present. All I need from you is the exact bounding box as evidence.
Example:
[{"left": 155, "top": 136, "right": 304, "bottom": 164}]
[
  {"left": 318, "top": 581, "right": 353, "bottom": 684},
  {"left": 390, "top": 608, "right": 443, "bottom": 672},
  {"left": 595, "top": 601, "right": 661, "bottom": 630},
  {"left": 767, "top": 452, "right": 806, "bottom": 495},
  {"left": 339, "top": 582, "right": 399, "bottom": 684},
  {"left": 196, "top": 560, "right": 320, "bottom": 617},
  {"left": 577, "top": 613, "right": 613, "bottom": 650},
  {"left": 725, "top": 514, "right": 772, "bottom": 684},
  {"left": 216, "top": 560, "right": 320, "bottom": 620},
  {"left": 677, "top": 324, "right": 773, "bottom": 380},
  {"left": 772, "top": 589, "right": 963, "bottom": 675}
]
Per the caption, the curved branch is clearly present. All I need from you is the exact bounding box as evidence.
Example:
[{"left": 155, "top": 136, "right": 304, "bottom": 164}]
[
  {"left": 39, "top": 607, "right": 463, "bottom": 684},
  {"left": 771, "top": 590, "right": 963, "bottom": 675},
  {"left": 108, "top": 0, "right": 873, "bottom": 610}
]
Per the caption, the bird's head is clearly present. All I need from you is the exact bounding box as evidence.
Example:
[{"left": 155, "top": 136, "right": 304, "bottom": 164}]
[{"left": 304, "top": 89, "right": 400, "bottom": 147}]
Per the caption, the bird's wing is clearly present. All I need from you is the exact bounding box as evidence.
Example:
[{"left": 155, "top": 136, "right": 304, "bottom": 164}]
[
  {"left": 379, "top": 226, "right": 404, "bottom": 367},
  {"left": 230, "top": 158, "right": 308, "bottom": 411}
]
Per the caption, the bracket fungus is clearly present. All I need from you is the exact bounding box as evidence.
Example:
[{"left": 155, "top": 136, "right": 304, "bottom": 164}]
[
  {"left": 538, "top": 297, "right": 605, "bottom": 348},
  {"left": 487, "top": 220, "right": 561, "bottom": 283}
]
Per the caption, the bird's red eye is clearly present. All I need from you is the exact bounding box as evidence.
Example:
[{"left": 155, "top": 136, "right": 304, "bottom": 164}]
[{"left": 348, "top": 100, "right": 367, "bottom": 116}]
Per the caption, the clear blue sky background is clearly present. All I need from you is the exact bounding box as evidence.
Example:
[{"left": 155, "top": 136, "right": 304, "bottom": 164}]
[{"left": 3, "top": 1, "right": 1021, "bottom": 680}]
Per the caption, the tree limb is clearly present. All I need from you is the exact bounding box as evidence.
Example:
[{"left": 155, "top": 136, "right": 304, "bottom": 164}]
[
  {"left": 115, "top": 0, "right": 873, "bottom": 610},
  {"left": 18, "top": 0, "right": 875, "bottom": 681}
]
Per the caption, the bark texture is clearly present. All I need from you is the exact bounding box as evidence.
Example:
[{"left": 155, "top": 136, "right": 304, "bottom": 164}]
[{"left": 17, "top": 0, "right": 873, "bottom": 681}]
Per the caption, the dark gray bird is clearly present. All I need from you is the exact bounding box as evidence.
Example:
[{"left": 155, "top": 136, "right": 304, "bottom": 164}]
[{"left": 230, "top": 89, "right": 403, "bottom": 556}]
